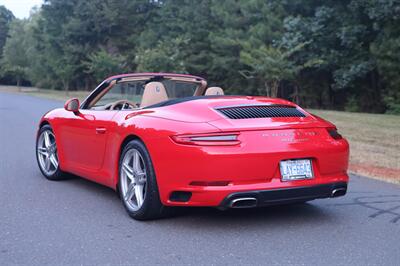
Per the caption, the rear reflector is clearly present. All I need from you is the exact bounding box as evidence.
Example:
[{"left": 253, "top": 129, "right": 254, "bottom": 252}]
[{"left": 189, "top": 181, "right": 230, "bottom": 186}]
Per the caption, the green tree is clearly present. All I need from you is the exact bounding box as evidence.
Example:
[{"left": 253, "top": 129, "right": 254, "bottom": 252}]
[
  {"left": 1, "top": 20, "right": 29, "bottom": 89},
  {"left": 84, "top": 49, "right": 126, "bottom": 83},
  {"left": 240, "top": 42, "right": 319, "bottom": 98},
  {"left": 135, "top": 37, "right": 188, "bottom": 73},
  {"left": 0, "top": 0, "right": 399, "bottom": 114},
  {"left": 136, "top": 0, "right": 215, "bottom": 76},
  {"left": 209, "top": 0, "right": 286, "bottom": 93},
  {"left": 0, "top": 6, "right": 14, "bottom": 59},
  {"left": 280, "top": 0, "right": 400, "bottom": 112},
  {"left": 369, "top": 0, "right": 400, "bottom": 114}
]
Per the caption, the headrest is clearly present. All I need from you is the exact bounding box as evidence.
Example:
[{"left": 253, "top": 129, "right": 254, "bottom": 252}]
[
  {"left": 205, "top": 87, "right": 224, "bottom": 95},
  {"left": 140, "top": 82, "right": 168, "bottom": 107}
]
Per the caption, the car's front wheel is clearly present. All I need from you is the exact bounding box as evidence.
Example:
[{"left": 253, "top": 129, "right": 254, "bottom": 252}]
[
  {"left": 118, "top": 139, "right": 169, "bottom": 220},
  {"left": 36, "top": 124, "right": 66, "bottom": 180}
]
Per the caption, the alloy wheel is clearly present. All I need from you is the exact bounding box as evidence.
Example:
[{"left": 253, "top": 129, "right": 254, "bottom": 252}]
[
  {"left": 37, "top": 130, "right": 59, "bottom": 176},
  {"left": 120, "top": 148, "right": 147, "bottom": 211}
]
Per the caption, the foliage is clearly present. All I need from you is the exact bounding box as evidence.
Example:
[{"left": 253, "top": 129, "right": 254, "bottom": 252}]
[
  {"left": 344, "top": 96, "right": 361, "bottom": 112},
  {"left": 0, "top": 5, "right": 14, "bottom": 59},
  {"left": 84, "top": 49, "right": 126, "bottom": 83},
  {"left": 0, "top": 0, "right": 399, "bottom": 114},
  {"left": 280, "top": 0, "right": 400, "bottom": 112},
  {"left": 135, "top": 38, "right": 188, "bottom": 73},
  {"left": 1, "top": 20, "right": 29, "bottom": 87},
  {"left": 239, "top": 42, "right": 319, "bottom": 98},
  {"left": 0, "top": 5, "right": 15, "bottom": 82}
]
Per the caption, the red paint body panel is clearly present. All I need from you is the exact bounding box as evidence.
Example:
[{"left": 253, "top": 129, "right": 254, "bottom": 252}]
[{"left": 38, "top": 74, "right": 349, "bottom": 207}]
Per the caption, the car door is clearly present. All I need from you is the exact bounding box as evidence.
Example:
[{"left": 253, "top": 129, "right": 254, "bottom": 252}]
[
  {"left": 57, "top": 80, "right": 144, "bottom": 179},
  {"left": 58, "top": 109, "right": 117, "bottom": 173}
]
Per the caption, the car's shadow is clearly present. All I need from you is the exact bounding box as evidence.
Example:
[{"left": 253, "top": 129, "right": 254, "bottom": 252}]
[
  {"left": 167, "top": 203, "right": 331, "bottom": 228},
  {"left": 62, "top": 175, "right": 333, "bottom": 228}
]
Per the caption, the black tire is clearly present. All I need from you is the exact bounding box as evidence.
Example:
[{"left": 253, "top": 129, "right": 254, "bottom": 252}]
[
  {"left": 36, "top": 124, "right": 67, "bottom": 180},
  {"left": 118, "top": 139, "right": 171, "bottom": 220}
]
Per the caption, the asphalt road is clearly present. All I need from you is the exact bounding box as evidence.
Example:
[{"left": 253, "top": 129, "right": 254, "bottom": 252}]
[{"left": 1, "top": 91, "right": 399, "bottom": 266}]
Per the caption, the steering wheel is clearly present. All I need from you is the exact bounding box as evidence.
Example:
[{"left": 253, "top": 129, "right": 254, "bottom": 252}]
[{"left": 109, "top": 100, "right": 137, "bottom": 110}]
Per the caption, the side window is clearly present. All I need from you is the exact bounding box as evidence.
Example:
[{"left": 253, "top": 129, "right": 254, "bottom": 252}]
[{"left": 92, "top": 81, "right": 146, "bottom": 109}]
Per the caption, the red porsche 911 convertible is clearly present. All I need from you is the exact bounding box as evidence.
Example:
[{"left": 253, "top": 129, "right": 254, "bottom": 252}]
[{"left": 36, "top": 73, "right": 349, "bottom": 220}]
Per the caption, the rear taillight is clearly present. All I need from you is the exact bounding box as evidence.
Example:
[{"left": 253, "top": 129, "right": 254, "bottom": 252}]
[
  {"left": 327, "top": 128, "right": 342, "bottom": 140},
  {"left": 171, "top": 133, "right": 240, "bottom": 146}
]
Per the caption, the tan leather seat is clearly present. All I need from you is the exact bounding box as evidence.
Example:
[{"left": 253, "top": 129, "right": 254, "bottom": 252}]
[
  {"left": 140, "top": 82, "right": 168, "bottom": 107},
  {"left": 205, "top": 87, "right": 224, "bottom": 95}
]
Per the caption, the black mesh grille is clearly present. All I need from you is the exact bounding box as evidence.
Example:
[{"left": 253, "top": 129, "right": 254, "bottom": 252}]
[{"left": 215, "top": 105, "right": 306, "bottom": 119}]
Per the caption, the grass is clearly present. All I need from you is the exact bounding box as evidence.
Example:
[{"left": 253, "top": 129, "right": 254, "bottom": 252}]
[
  {"left": 0, "top": 85, "right": 89, "bottom": 102},
  {"left": 2, "top": 85, "right": 399, "bottom": 184}
]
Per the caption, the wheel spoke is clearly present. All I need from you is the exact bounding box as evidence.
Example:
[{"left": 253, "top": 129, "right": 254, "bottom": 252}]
[
  {"left": 49, "top": 154, "right": 58, "bottom": 169},
  {"left": 122, "top": 162, "right": 134, "bottom": 180},
  {"left": 133, "top": 151, "right": 142, "bottom": 173},
  {"left": 51, "top": 143, "right": 57, "bottom": 151},
  {"left": 38, "top": 147, "right": 48, "bottom": 156},
  {"left": 135, "top": 184, "right": 144, "bottom": 207},
  {"left": 44, "top": 131, "right": 51, "bottom": 148},
  {"left": 125, "top": 182, "right": 135, "bottom": 201},
  {"left": 44, "top": 157, "right": 51, "bottom": 171}
]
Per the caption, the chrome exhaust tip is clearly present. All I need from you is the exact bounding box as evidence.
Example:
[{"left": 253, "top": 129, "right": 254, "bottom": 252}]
[
  {"left": 230, "top": 197, "right": 258, "bottom": 208},
  {"left": 331, "top": 188, "right": 347, "bottom": 198}
]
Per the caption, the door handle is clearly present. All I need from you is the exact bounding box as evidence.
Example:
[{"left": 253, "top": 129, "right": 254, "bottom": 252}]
[{"left": 96, "top": 127, "right": 107, "bottom": 134}]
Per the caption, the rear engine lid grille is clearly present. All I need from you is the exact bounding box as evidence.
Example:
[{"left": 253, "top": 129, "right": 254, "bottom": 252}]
[{"left": 215, "top": 105, "right": 306, "bottom": 119}]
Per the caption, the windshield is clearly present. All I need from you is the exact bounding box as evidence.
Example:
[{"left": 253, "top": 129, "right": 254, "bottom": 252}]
[{"left": 89, "top": 78, "right": 201, "bottom": 110}]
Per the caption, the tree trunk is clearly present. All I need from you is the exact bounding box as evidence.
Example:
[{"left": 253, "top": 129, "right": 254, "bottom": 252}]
[
  {"left": 63, "top": 80, "right": 69, "bottom": 96},
  {"left": 17, "top": 78, "right": 21, "bottom": 92},
  {"left": 369, "top": 69, "right": 384, "bottom": 112},
  {"left": 264, "top": 81, "right": 270, "bottom": 97},
  {"left": 293, "top": 83, "right": 300, "bottom": 104},
  {"left": 271, "top": 80, "right": 279, "bottom": 98},
  {"left": 85, "top": 77, "right": 91, "bottom": 91},
  {"left": 328, "top": 84, "right": 334, "bottom": 109}
]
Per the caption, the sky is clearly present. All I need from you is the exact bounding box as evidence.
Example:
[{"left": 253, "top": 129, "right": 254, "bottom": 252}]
[{"left": 0, "top": 0, "right": 43, "bottom": 19}]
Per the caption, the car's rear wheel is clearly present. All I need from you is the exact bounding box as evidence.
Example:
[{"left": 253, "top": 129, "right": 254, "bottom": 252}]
[
  {"left": 36, "top": 125, "right": 65, "bottom": 180},
  {"left": 118, "top": 139, "right": 169, "bottom": 220}
]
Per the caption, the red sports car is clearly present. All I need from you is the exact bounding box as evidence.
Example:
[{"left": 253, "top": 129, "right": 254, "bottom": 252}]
[{"left": 36, "top": 73, "right": 349, "bottom": 220}]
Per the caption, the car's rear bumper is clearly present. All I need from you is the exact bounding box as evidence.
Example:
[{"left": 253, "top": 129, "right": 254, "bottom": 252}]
[
  {"left": 162, "top": 173, "right": 349, "bottom": 207},
  {"left": 219, "top": 182, "right": 347, "bottom": 209}
]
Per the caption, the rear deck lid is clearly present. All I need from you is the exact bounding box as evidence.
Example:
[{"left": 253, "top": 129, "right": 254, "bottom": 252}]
[
  {"left": 144, "top": 96, "right": 329, "bottom": 129},
  {"left": 207, "top": 98, "right": 328, "bottom": 131}
]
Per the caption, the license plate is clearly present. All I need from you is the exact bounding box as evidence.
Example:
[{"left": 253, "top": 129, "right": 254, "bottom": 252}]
[{"left": 280, "top": 159, "right": 313, "bottom": 181}]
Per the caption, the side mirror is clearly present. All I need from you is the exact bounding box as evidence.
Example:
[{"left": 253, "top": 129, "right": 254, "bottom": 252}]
[{"left": 64, "top": 98, "right": 80, "bottom": 113}]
